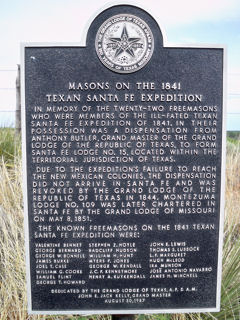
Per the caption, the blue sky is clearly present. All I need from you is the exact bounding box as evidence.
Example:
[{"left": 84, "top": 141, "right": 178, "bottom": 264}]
[
  {"left": 167, "top": 19, "right": 240, "bottom": 72},
  {"left": 0, "top": 0, "right": 240, "bottom": 129}
]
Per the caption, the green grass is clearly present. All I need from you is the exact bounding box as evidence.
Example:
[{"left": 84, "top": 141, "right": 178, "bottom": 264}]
[
  {"left": 227, "top": 131, "right": 240, "bottom": 141},
  {"left": 0, "top": 128, "right": 21, "bottom": 164}
]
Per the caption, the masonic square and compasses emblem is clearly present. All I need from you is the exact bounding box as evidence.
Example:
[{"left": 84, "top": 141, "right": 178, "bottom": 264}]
[{"left": 95, "top": 14, "right": 154, "bottom": 73}]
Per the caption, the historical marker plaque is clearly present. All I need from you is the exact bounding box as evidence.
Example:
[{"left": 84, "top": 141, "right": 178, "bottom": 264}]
[{"left": 22, "top": 5, "right": 225, "bottom": 315}]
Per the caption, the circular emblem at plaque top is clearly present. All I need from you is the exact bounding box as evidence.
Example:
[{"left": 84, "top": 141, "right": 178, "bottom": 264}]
[{"left": 95, "top": 14, "right": 154, "bottom": 73}]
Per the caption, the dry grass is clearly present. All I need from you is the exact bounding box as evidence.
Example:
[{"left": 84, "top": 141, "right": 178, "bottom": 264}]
[
  {"left": 0, "top": 159, "right": 28, "bottom": 320},
  {"left": 0, "top": 139, "right": 239, "bottom": 319},
  {"left": 225, "top": 142, "right": 240, "bottom": 229}
]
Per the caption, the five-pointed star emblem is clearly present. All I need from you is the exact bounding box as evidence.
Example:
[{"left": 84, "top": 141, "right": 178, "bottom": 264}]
[{"left": 108, "top": 24, "right": 142, "bottom": 58}]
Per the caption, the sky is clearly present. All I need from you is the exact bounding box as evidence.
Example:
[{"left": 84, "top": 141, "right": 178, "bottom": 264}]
[{"left": 0, "top": 0, "right": 240, "bottom": 129}]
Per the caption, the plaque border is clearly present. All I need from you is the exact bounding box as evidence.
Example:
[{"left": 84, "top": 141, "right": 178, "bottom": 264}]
[{"left": 21, "top": 5, "right": 227, "bottom": 315}]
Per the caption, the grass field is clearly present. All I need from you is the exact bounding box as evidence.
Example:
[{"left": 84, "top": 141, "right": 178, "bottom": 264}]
[{"left": 0, "top": 129, "right": 239, "bottom": 320}]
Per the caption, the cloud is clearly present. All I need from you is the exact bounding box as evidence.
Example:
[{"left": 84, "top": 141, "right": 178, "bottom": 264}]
[
  {"left": 0, "top": 0, "right": 239, "bottom": 65},
  {"left": 153, "top": 0, "right": 239, "bottom": 25}
]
